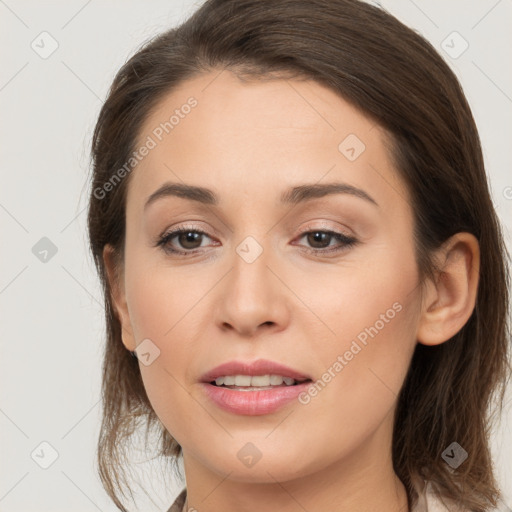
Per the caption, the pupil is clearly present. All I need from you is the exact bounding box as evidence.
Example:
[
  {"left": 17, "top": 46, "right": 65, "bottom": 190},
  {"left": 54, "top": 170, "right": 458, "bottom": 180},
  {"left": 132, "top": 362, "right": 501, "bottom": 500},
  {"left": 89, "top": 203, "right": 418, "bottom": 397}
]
[
  {"left": 309, "top": 231, "right": 329, "bottom": 248},
  {"left": 180, "top": 231, "right": 200, "bottom": 248}
]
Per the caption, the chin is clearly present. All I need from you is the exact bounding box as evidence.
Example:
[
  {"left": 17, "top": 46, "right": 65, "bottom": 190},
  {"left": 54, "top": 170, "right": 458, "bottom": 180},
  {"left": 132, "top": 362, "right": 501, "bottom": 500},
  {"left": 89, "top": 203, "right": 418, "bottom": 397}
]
[{"left": 200, "top": 448, "right": 313, "bottom": 483}]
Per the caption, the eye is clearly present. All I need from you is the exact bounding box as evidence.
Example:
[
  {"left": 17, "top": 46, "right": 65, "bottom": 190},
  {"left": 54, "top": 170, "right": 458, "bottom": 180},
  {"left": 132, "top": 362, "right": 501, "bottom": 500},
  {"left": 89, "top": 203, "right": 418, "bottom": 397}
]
[
  {"left": 156, "top": 227, "right": 215, "bottom": 255},
  {"left": 155, "top": 226, "right": 358, "bottom": 257},
  {"left": 294, "top": 229, "right": 358, "bottom": 255}
]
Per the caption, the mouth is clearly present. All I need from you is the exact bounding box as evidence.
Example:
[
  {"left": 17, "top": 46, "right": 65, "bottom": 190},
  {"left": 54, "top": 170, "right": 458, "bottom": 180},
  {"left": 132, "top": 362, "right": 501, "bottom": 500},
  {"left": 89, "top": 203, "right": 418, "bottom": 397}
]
[
  {"left": 201, "top": 378, "right": 314, "bottom": 415},
  {"left": 208, "top": 374, "right": 313, "bottom": 391},
  {"left": 200, "top": 358, "right": 312, "bottom": 384},
  {"left": 199, "top": 359, "right": 314, "bottom": 414}
]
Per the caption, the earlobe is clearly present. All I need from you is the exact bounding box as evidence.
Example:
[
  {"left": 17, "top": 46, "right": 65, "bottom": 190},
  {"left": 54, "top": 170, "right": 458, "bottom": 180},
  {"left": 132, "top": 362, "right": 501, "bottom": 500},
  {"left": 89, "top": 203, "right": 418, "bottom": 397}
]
[
  {"left": 416, "top": 232, "right": 480, "bottom": 346},
  {"left": 102, "top": 244, "right": 136, "bottom": 352}
]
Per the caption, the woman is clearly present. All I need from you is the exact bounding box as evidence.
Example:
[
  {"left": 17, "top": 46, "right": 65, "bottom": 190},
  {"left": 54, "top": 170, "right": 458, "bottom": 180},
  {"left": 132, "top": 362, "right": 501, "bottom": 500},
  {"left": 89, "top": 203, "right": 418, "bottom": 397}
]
[{"left": 87, "top": 0, "right": 511, "bottom": 511}]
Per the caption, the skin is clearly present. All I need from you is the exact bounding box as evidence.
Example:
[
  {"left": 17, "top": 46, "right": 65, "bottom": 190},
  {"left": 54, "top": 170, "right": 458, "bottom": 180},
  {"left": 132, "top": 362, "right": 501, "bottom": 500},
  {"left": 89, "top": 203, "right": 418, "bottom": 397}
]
[{"left": 103, "top": 69, "right": 480, "bottom": 512}]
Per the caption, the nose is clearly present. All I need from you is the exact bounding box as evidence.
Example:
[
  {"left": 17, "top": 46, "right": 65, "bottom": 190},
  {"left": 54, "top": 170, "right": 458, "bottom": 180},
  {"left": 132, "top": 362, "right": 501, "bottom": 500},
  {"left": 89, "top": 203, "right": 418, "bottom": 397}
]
[{"left": 215, "top": 240, "right": 290, "bottom": 337}]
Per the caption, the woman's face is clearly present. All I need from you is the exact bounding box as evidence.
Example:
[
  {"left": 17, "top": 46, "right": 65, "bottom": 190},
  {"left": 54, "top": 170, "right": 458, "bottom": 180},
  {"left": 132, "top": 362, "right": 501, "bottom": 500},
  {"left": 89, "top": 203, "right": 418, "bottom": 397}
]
[{"left": 113, "top": 70, "right": 424, "bottom": 485}]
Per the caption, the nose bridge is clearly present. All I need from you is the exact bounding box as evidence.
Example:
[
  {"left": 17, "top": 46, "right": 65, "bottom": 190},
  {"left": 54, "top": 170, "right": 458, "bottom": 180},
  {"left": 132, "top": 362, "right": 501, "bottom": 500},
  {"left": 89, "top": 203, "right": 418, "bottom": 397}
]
[
  {"left": 228, "top": 204, "right": 274, "bottom": 278},
  {"left": 216, "top": 230, "right": 288, "bottom": 335},
  {"left": 230, "top": 232, "right": 273, "bottom": 303}
]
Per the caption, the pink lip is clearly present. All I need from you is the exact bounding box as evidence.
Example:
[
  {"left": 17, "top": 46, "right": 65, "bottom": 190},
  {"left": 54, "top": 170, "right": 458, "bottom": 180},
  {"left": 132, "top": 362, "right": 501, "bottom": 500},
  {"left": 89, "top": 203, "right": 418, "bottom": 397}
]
[
  {"left": 200, "top": 359, "right": 311, "bottom": 383},
  {"left": 200, "top": 381, "right": 313, "bottom": 415},
  {"left": 199, "top": 359, "right": 313, "bottom": 416}
]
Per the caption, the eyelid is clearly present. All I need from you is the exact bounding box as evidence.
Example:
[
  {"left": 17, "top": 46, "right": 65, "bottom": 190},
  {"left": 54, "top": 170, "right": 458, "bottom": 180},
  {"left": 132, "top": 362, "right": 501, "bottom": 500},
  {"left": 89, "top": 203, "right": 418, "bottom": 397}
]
[
  {"left": 155, "top": 224, "right": 215, "bottom": 246},
  {"left": 155, "top": 221, "right": 359, "bottom": 258},
  {"left": 296, "top": 220, "right": 354, "bottom": 237},
  {"left": 155, "top": 221, "right": 215, "bottom": 242},
  {"left": 156, "top": 220, "right": 353, "bottom": 244}
]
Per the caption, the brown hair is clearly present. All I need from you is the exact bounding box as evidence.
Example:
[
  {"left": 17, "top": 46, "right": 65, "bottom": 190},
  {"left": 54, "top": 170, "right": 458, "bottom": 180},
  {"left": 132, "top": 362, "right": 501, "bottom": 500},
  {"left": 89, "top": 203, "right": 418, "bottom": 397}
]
[{"left": 87, "top": 0, "right": 511, "bottom": 510}]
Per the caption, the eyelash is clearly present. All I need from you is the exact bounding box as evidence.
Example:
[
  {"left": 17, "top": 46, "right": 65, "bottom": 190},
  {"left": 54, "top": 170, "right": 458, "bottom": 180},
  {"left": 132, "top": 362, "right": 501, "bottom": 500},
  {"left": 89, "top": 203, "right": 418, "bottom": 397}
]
[{"left": 155, "top": 225, "right": 358, "bottom": 257}]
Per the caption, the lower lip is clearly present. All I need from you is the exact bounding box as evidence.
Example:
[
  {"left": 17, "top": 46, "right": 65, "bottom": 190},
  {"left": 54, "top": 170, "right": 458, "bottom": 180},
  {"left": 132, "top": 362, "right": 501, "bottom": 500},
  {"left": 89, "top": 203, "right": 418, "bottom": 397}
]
[{"left": 200, "top": 382, "right": 312, "bottom": 415}]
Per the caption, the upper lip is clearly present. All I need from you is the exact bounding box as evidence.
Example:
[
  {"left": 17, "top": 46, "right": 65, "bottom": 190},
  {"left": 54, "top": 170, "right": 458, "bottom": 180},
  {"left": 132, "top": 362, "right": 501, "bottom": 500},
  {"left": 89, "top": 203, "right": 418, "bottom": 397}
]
[{"left": 200, "top": 359, "right": 312, "bottom": 383}]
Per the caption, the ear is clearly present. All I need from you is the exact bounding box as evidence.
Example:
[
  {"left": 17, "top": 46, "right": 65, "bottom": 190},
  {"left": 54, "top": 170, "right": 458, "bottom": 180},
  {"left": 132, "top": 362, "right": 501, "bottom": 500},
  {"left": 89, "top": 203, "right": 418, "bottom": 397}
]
[
  {"left": 416, "top": 232, "right": 480, "bottom": 346},
  {"left": 103, "top": 244, "right": 136, "bottom": 352}
]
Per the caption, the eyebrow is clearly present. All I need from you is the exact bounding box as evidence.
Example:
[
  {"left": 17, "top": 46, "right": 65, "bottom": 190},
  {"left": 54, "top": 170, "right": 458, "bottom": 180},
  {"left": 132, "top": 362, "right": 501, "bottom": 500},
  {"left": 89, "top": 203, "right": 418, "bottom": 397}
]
[{"left": 144, "top": 181, "right": 378, "bottom": 211}]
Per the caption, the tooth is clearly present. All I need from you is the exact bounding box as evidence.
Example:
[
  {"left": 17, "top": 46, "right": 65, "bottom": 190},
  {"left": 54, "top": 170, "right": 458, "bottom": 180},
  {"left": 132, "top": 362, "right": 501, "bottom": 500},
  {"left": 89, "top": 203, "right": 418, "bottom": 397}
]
[
  {"left": 234, "top": 375, "right": 252, "bottom": 386},
  {"left": 269, "top": 375, "right": 284, "bottom": 385},
  {"left": 214, "top": 374, "right": 299, "bottom": 387},
  {"left": 251, "top": 375, "right": 271, "bottom": 386}
]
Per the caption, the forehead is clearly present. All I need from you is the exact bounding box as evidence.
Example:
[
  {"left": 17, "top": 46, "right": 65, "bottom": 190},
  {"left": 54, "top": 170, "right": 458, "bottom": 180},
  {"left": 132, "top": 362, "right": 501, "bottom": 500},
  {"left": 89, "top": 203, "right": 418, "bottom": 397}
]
[{"left": 127, "top": 69, "right": 408, "bottom": 212}]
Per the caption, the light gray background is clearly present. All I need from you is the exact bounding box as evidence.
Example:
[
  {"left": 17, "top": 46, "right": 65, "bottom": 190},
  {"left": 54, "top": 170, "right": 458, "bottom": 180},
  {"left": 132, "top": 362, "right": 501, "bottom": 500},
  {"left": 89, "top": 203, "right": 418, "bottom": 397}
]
[{"left": 1, "top": 1, "right": 511, "bottom": 511}]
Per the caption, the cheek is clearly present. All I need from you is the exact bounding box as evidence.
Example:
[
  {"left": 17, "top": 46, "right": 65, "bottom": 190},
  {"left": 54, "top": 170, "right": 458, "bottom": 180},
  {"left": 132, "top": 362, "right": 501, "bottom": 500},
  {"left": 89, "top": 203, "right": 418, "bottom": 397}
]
[
  {"left": 298, "top": 239, "right": 419, "bottom": 348},
  {"left": 124, "top": 272, "right": 199, "bottom": 442},
  {"left": 298, "top": 243, "right": 420, "bottom": 410},
  {"left": 289, "top": 295, "right": 418, "bottom": 467},
  {"left": 124, "top": 248, "right": 208, "bottom": 342}
]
